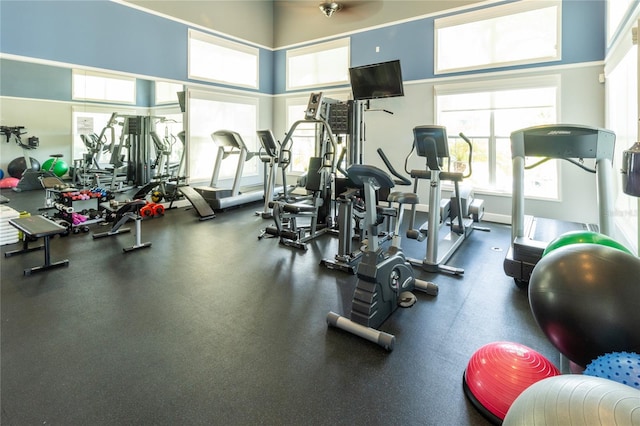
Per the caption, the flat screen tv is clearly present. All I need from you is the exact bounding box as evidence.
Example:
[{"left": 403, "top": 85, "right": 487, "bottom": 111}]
[{"left": 349, "top": 60, "right": 404, "bottom": 101}]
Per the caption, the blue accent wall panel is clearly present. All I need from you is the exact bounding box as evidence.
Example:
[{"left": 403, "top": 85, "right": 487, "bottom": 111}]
[
  {"left": 1, "top": 1, "right": 187, "bottom": 82},
  {"left": 259, "top": 47, "right": 274, "bottom": 94},
  {"left": 274, "top": 0, "right": 607, "bottom": 94},
  {"left": 0, "top": 59, "right": 71, "bottom": 101},
  {"left": 561, "top": 0, "right": 606, "bottom": 63},
  {"left": 350, "top": 19, "right": 432, "bottom": 82},
  {"left": 0, "top": 0, "right": 607, "bottom": 98},
  {"left": 137, "top": 79, "right": 152, "bottom": 107},
  {"left": 0, "top": 58, "right": 151, "bottom": 107},
  {"left": 273, "top": 50, "right": 287, "bottom": 94}
]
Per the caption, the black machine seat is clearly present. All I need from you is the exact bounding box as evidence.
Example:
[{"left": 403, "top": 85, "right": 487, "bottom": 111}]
[
  {"left": 116, "top": 199, "right": 146, "bottom": 217},
  {"left": 346, "top": 164, "right": 395, "bottom": 191},
  {"left": 282, "top": 203, "right": 318, "bottom": 214},
  {"left": 261, "top": 156, "right": 331, "bottom": 249},
  {"left": 388, "top": 191, "right": 418, "bottom": 205}
]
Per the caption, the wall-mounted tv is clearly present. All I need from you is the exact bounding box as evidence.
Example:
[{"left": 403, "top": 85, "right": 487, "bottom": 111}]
[{"left": 348, "top": 60, "right": 404, "bottom": 101}]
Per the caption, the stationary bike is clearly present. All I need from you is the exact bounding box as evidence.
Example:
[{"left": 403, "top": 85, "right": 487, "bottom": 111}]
[{"left": 327, "top": 164, "right": 439, "bottom": 351}]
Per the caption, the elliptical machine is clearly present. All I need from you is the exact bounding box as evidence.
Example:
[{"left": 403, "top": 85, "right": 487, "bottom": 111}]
[
  {"left": 327, "top": 164, "right": 439, "bottom": 351},
  {"left": 405, "top": 126, "right": 487, "bottom": 275}
]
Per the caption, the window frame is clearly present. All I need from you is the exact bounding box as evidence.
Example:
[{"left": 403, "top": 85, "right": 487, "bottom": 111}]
[
  {"left": 434, "top": 74, "right": 561, "bottom": 199},
  {"left": 155, "top": 81, "right": 184, "bottom": 106},
  {"left": 188, "top": 29, "right": 259, "bottom": 89},
  {"left": 72, "top": 69, "right": 136, "bottom": 104},
  {"left": 434, "top": 0, "right": 562, "bottom": 75},
  {"left": 286, "top": 37, "right": 350, "bottom": 91},
  {"left": 186, "top": 88, "right": 260, "bottom": 183},
  {"left": 71, "top": 105, "right": 143, "bottom": 162}
]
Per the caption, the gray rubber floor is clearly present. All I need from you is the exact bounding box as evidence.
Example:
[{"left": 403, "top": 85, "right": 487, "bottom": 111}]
[{"left": 1, "top": 187, "right": 558, "bottom": 425}]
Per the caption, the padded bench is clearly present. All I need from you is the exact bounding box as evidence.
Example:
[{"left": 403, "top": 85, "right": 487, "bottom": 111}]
[{"left": 5, "top": 215, "right": 69, "bottom": 276}]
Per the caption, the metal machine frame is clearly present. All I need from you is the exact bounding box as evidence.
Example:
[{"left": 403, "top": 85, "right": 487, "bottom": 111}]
[{"left": 503, "top": 124, "right": 616, "bottom": 286}]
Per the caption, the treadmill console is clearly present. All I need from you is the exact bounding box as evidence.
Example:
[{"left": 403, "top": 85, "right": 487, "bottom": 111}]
[{"left": 513, "top": 124, "right": 615, "bottom": 160}]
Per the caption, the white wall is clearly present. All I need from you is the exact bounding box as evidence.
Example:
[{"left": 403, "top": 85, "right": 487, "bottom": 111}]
[
  {"left": 273, "top": 63, "right": 607, "bottom": 225},
  {"left": 1, "top": 98, "right": 75, "bottom": 175}
]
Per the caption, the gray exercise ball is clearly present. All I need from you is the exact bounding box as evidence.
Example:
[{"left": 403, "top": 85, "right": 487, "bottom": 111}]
[
  {"left": 503, "top": 374, "right": 640, "bottom": 425},
  {"left": 529, "top": 243, "right": 640, "bottom": 368}
]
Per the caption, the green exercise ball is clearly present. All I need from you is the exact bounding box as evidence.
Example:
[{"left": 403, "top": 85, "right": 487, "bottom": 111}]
[
  {"left": 542, "top": 230, "right": 632, "bottom": 258},
  {"left": 42, "top": 158, "right": 69, "bottom": 177}
]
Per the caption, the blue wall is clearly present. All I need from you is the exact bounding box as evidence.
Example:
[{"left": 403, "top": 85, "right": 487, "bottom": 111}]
[
  {"left": 0, "top": 0, "right": 272, "bottom": 96},
  {"left": 0, "top": 0, "right": 605, "bottom": 99},
  {"left": 273, "top": 0, "right": 606, "bottom": 93},
  {"left": 0, "top": 59, "right": 152, "bottom": 107},
  {"left": 0, "top": 60, "right": 71, "bottom": 102}
]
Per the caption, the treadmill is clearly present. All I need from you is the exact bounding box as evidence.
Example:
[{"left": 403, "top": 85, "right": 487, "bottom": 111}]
[
  {"left": 195, "top": 130, "right": 264, "bottom": 210},
  {"left": 503, "top": 124, "right": 616, "bottom": 286}
]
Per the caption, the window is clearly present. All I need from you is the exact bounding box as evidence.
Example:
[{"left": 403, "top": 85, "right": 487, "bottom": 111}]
[
  {"left": 71, "top": 107, "right": 142, "bottom": 166},
  {"left": 606, "top": 31, "right": 638, "bottom": 252},
  {"left": 434, "top": 1, "right": 561, "bottom": 74},
  {"left": 286, "top": 98, "right": 316, "bottom": 173},
  {"left": 286, "top": 38, "right": 350, "bottom": 91},
  {"left": 607, "top": 0, "right": 636, "bottom": 42},
  {"left": 285, "top": 92, "right": 350, "bottom": 174},
  {"left": 71, "top": 108, "right": 182, "bottom": 173},
  {"left": 72, "top": 70, "right": 136, "bottom": 104},
  {"left": 187, "top": 90, "right": 258, "bottom": 182},
  {"left": 155, "top": 81, "right": 184, "bottom": 105},
  {"left": 435, "top": 76, "right": 559, "bottom": 198},
  {"left": 188, "top": 29, "right": 259, "bottom": 89}
]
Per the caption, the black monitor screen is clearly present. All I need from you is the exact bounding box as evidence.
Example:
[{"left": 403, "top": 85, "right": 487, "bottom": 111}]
[
  {"left": 349, "top": 60, "right": 404, "bottom": 101},
  {"left": 413, "top": 126, "right": 449, "bottom": 159}
]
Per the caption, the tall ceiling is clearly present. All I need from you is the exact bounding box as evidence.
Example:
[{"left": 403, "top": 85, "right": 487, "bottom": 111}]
[{"left": 124, "top": 0, "right": 486, "bottom": 48}]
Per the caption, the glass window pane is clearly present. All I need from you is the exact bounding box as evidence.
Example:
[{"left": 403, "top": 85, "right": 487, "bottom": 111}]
[
  {"left": 72, "top": 71, "right": 135, "bottom": 104},
  {"left": 155, "top": 81, "right": 184, "bottom": 105},
  {"left": 436, "top": 77, "right": 559, "bottom": 198},
  {"left": 188, "top": 94, "right": 257, "bottom": 182},
  {"left": 188, "top": 30, "right": 258, "bottom": 89},
  {"left": 436, "top": 2, "right": 560, "bottom": 73},
  {"left": 72, "top": 111, "right": 123, "bottom": 163},
  {"left": 608, "top": 0, "right": 635, "bottom": 41},
  {"left": 287, "top": 38, "right": 350, "bottom": 90},
  {"left": 287, "top": 103, "right": 315, "bottom": 173}
]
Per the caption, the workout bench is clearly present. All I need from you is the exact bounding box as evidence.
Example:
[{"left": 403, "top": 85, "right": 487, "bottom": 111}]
[
  {"left": 93, "top": 200, "right": 151, "bottom": 252},
  {"left": 5, "top": 215, "right": 70, "bottom": 276}
]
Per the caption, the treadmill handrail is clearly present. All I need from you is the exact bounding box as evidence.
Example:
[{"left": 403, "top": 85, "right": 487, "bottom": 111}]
[{"left": 510, "top": 124, "right": 616, "bottom": 243}]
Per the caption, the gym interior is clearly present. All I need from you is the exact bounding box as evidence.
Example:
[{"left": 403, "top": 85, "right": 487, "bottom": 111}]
[{"left": 1, "top": 1, "right": 640, "bottom": 425}]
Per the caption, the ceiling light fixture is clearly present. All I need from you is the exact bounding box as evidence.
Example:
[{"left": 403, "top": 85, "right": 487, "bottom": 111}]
[{"left": 319, "top": 2, "right": 342, "bottom": 18}]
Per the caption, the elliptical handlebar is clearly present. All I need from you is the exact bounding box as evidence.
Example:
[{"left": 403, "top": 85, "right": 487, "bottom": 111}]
[
  {"left": 376, "top": 148, "right": 411, "bottom": 186},
  {"left": 458, "top": 132, "right": 474, "bottom": 179}
]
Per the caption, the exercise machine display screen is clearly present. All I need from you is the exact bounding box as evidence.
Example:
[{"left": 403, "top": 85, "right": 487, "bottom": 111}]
[{"left": 413, "top": 126, "right": 449, "bottom": 159}]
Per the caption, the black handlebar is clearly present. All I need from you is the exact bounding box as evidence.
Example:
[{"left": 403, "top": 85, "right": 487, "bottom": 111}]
[{"left": 377, "top": 148, "right": 411, "bottom": 186}]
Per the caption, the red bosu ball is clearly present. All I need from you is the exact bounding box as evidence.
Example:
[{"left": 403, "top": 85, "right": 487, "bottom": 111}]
[{"left": 463, "top": 341, "right": 560, "bottom": 424}]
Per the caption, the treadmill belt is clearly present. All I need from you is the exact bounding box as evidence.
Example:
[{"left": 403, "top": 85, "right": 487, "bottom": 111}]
[{"left": 531, "top": 217, "right": 593, "bottom": 242}]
